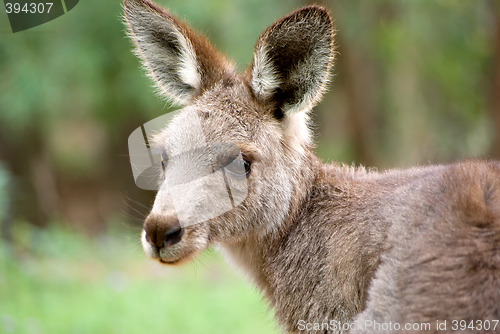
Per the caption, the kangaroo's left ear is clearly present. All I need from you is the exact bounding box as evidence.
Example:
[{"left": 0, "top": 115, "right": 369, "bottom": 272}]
[
  {"left": 250, "top": 6, "right": 335, "bottom": 117},
  {"left": 123, "top": 0, "right": 235, "bottom": 105}
]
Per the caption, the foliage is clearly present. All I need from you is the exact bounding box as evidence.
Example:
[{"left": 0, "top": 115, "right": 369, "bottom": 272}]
[{"left": 0, "top": 224, "right": 278, "bottom": 334}]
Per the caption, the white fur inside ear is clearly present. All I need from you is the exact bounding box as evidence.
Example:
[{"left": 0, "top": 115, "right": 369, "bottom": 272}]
[
  {"left": 251, "top": 46, "right": 281, "bottom": 100},
  {"left": 177, "top": 33, "right": 201, "bottom": 91}
]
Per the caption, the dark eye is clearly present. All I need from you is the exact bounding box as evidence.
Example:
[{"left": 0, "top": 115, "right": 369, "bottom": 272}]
[
  {"left": 224, "top": 158, "right": 251, "bottom": 177},
  {"left": 161, "top": 152, "right": 168, "bottom": 172}
]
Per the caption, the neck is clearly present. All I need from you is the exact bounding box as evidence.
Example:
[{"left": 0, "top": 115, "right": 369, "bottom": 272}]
[{"left": 221, "top": 153, "right": 388, "bottom": 332}]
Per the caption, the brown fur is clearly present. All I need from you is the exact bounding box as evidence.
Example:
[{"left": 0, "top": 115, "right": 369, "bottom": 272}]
[{"left": 123, "top": 1, "right": 500, "bottom": 333}]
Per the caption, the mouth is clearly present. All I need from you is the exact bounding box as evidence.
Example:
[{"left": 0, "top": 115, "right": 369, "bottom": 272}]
[
  {"left": 156, "top": 248, "right": 200, "bottom": 265},
  {"left": 142, "top": 238, "right": 200, "bottom": 265},
  {"left": 145, "top": 246, "right": 185, "bottom": 264},
  {"left": 141, "top": 224, "right": 209, "bottom": 265},
  {"left": 159, "top": 257, "right": 184, "bottom": 265}
]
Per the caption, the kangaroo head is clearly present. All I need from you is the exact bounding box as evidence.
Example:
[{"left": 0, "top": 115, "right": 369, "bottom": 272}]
[{"left": 124, "top": 0, "right": 334, "bottom": 264}]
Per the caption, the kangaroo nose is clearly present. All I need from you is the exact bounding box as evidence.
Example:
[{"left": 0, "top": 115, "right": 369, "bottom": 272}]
[{"left": 144, "top": 214, "right": 184, "bottom": 249}]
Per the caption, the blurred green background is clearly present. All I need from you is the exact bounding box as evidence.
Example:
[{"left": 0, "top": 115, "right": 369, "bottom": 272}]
[{"left": 0, "top": 0, "right": 499, "bottom": 333}]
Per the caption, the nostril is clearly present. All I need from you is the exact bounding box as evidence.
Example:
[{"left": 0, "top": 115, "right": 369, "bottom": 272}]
[{"left": 164, "top": 225, "right": 184, "bottom": 246}]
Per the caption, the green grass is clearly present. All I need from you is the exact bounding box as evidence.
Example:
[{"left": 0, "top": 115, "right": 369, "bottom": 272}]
[{"left": 0, "top": 223, "right": 278, "bottom": 334}]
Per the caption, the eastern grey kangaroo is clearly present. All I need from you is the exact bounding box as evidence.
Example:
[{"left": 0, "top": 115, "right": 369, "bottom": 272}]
[{"left": 123, "top": 0, "right": 500, "bottom": 332}]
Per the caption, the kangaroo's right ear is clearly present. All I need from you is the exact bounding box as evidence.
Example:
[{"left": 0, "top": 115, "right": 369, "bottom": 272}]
[
  {"left": 250, "top": 6, "right": 335, "bottom": 117},
  {"left": 123, "top": 0, "right": 234, "bottom": 105}
]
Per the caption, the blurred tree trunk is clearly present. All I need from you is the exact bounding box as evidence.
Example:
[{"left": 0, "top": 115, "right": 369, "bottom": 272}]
[
  {"left": 490, "top": 0, "right": 500, "bottom": 159},
  {"left": 335, "top": 35, "right": 377, "bottom": 166},
  {"left": 0, "top": 124, "right": 53, "bottom": 228}
]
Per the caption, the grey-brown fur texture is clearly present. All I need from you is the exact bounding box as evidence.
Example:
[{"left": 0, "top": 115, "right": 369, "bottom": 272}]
[{"left": 123, "top": 1, "right": 500, "bottom": 333}]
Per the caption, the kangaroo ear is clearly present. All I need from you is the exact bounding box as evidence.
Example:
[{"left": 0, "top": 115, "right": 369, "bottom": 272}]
[
  {"left": 250, "top": 6, "right": 335, "bottom": 117},
  {"left": 123, "top": 0, "right": 234, "bottom": 105}
]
